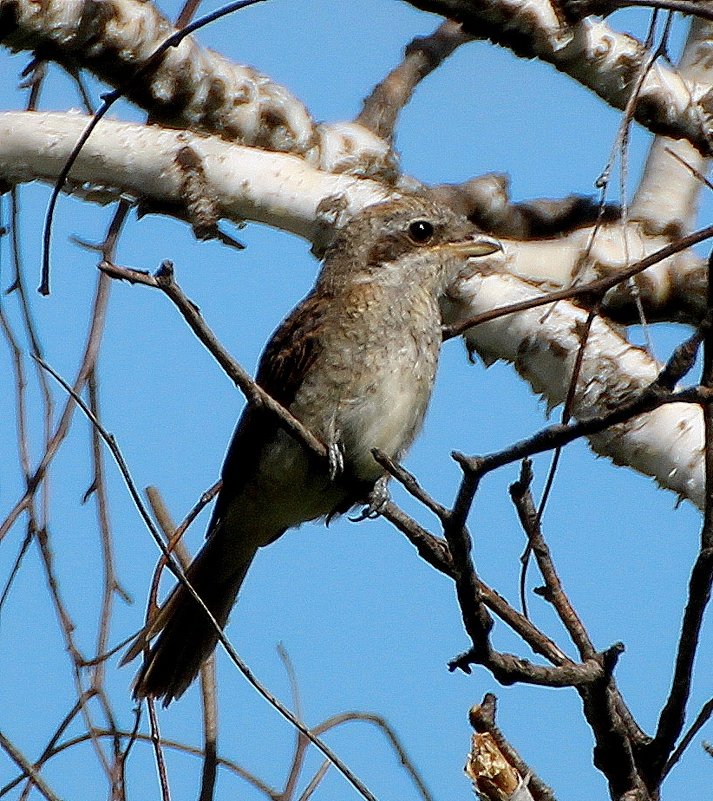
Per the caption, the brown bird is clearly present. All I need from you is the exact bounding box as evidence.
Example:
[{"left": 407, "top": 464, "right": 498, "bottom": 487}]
[{"left": 124, "top": 195, "right": 500, "bottom": 704}]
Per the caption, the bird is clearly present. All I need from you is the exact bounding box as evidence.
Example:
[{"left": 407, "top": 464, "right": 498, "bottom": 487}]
[{"left": 123, "top": 194, "right": 501, "bottom": 704}]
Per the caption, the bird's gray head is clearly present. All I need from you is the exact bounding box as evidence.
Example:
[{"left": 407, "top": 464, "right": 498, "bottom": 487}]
[{"left": 318, "top": 196, "right": 501, "bottom": 293}]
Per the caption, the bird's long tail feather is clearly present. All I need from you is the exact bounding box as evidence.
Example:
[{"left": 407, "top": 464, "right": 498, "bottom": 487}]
[{"left": 125, "top": 533, "right": 257, "bottom": 705}]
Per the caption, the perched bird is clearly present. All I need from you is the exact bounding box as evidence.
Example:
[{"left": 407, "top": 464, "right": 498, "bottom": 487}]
[{"left": 124, "top": 195, "right": 500, "bottom": 704}]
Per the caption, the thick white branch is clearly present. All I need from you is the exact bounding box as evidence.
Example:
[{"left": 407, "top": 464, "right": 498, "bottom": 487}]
[
  {"left": 504, "top": 225, "right": 707, "bottom": 324},
  {"left": 630, "top": 18, "right": 713, "bottom": 236},
  {"left": 443, "top": 266, "right": 704, "bottom": 509},
  {"left": 0, "top": 0, "right": 397, "bottom": 179},
  {"left": 407, "top": 0, "right": 713, "bottom": 152},
  {"left": 0, "top": 111, "right": 389, "bottom": 241}
]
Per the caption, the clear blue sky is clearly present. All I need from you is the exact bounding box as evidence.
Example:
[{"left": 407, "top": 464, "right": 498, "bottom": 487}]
[{"left": 1, "top": 2, "right": 711, "bottom": 800}]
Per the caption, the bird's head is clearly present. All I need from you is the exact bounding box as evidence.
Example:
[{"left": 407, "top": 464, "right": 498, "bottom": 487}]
[{"left": 318, "top": 196, "right": 501, "bottom": 294}]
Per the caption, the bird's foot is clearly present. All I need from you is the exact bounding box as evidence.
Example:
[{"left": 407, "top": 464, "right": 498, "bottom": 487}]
[
  {"left": 350, "top": 477, "right": 390, "bottom": 522},
  {"left": 327, "top": 439, "right": 345, "bottom": 481}
]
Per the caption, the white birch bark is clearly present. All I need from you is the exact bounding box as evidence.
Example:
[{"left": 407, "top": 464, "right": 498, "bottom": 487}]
[
  {"left": 405, "top": 0, "right": 713, "bottom": 152},
  {"left": 443, "top": 265, "right": 705, "bottom": 509}
]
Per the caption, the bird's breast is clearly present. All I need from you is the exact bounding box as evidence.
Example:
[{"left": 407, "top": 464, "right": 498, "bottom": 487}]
[{"left": 293, "top": 296, "right": 441, "bottom": 482}]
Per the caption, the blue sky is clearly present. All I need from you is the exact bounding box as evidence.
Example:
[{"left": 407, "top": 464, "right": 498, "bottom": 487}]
[{"left": 1, "top": 2, "right": 711, "bottom": 800}]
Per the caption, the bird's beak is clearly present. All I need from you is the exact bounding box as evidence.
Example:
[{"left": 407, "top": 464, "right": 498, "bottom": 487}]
[{"left": 441, "top": 234, "right": 502, "bottom": 259}]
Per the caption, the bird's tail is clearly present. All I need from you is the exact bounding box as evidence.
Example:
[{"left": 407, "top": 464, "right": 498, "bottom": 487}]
[{"left": 123, "top": 532, "right": 257, "bottom": 705}]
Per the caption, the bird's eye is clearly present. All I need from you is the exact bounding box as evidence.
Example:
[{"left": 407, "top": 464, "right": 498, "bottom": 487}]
[{"left": 408, "top": 220, "right": 435, "bottom": 244}]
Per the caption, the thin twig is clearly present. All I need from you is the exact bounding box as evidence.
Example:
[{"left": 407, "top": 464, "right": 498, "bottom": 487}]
[
  {"left": 453, "top": 384, "right": 713, "bottom": 481},
  {"left": 642, "top": 250, "right": 713, "bottom": 783},
  {"left": 101, "top": 260, "right": 328, "bottom": 460},
  {"left": 0, "top": 733, "right": 61, "bottom": 801},
  {"left": 510, "top": 461, "right": 596, "bottom": 660},
  {"left": 662, "top": 697, "right": 713, "bottom": 778}
]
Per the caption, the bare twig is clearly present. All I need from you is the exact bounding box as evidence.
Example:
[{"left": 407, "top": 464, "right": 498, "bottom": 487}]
[
  {"left": 642, "top": 254, "right": 713, "bottom": 784},
  {"left": 0, "top": 733, "right": 61, "bottom": 801},
  {"left": 662, "top": 697, "right": 713, "bottom": 778},
  {"left": 510, "top": 461, "right": 596, "bottom": 660},
  {"left": 372, "top": 450, "right": 450, "bottom": 521},
  {"left": 453, "top": 384, "right": 713, "bottom": 481},
  {"left": 101, "top": 260, "right": 328, "bottom": 460}
]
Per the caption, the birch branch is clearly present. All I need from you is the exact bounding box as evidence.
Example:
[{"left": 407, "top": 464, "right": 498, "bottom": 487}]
[
  {"left": 0, "top": 0, "right": 398, "bottom": 179},
  {"left": 0, "top": 111, "right": 389, "bottom": 244},
  {"left": 630, "top": 16, "right": 713, "bottom": 236},
  {"left": 443, "top": 267, "right": 705, "bottom": 509},
  {"left": 405, "top": 0, "right": 713, "bottom": 153}
]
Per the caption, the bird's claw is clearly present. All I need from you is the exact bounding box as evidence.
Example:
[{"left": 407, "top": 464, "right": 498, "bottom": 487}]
[
  {"left": 350, "top": 477, "right": 390, "bottom": 522},
  {"left": 328, "top": 440, "right": 345, "bottom": 481}
]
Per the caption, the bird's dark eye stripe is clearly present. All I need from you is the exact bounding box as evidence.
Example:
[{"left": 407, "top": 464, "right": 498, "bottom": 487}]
[{"left": 408, "top": 220, "right": 435, "bottom": 243}]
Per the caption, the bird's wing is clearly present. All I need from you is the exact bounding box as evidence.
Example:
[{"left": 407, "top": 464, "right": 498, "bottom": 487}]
[
  {"left": 207, "top": 291, "right": 330, "bottom": 534},
  {"left": 255, "top": 290, "right": 328, "bottom": 406}
]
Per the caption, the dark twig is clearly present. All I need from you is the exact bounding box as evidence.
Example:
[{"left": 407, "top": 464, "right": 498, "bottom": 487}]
[
  {"left": 143, "top": 481, "right": 221, "bottom": 645},
  {"left": 510, "top": 462, "right": 595, "bottom": 657},
  {"left": 372, "top": 450, "right": 450, "bottom": 521},
  {"left": 380, "top": 501, "right": 453, "bottom": 574},
  {"left": 642, "top": 254, "right": 713, "bottom": 785},
  {"left": 381, "top": 501, "right": 580, "bottom": 666},
  {"left": 100, "top": 260, "right": 328, "bottom": 461},
  {"left": 453, "top": 384, "right": 713, "bottom": 481},
  {"left": 662, "top": 697, "right": 713, "bottom": 779},
  {"left": 510, "top": 461, "right": 649, "bottom": 752},
  {"left": 87, "top": 372, "right": 125, "bottom": 799},
  {"left": 519, "top": 306, "right": 598, "bottom": 618},
  {"left": 439, "top": 453, "right": 613, "bottom": 687},
  {"left": 4, "top": 708, "right": 436, "bottom": 801}
]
